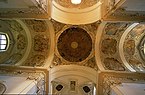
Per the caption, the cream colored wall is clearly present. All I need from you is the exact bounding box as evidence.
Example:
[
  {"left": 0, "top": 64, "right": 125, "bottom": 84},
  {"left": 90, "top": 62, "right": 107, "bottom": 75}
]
[
  {"left": 0, "top": 75, "right": 37, "bottom": 94},
  {"left": 49, "top": 65, "right": 97, "bottom": 95},
  {"left": 51, "top": 1, "right": 102, "bottom": 25}
]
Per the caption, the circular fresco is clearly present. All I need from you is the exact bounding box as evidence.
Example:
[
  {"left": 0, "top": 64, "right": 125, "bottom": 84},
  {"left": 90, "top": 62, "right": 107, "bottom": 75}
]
[
  {"left": 139, "top": 35, "right": 145, "bottom": 62},
  {"left": 57, "top": 27, "right": 92, "bottom": 62}
]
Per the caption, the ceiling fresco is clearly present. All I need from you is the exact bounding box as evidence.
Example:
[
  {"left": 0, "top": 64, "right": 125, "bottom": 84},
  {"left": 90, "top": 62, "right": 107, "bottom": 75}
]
[
  {"left": 1, "top": 1, "right": 145, "bottom": 95},
  {"left": 23, "top": 20, "right": 50, "bottom": 67},
  {"left": 54, "top": 0, "right": 98, "bottom": 9},
  {"left": 0, "top": 19, "right": 145, "bottom": 72},
  {"left": 0, "top": 19, "right": 51, "bottom": 67},
  {"left": 98, "top": 22, "right": 145, "bottom": 72},
  {"left": 50, "top": 20, "right": 99, "bottom": 70},
  {"left": 0, "top": 20, "right": 27, "bottom": 65},
  {"left": 124, "top": 24, "right": 145, "bottom": 71},
  {"left": 100, "top": 22, "right": 131, "bottom": 71},
  {"left": 57, "top": 27, "right": 92, "bottom": 62}
]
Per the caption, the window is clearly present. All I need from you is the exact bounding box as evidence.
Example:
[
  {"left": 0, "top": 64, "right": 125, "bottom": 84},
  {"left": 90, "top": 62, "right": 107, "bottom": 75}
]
[
  {"left": 71, "top": 0, "right": 81, "bottom": 4},
  {"left": 0, "top": 33, "right": 8, "bottom": 51},
  {"left": 83, "top": 86, "right": 91, "bottom": 93},
  {"left": 56, "top": 84, "right": 63, "bottom": 91}
]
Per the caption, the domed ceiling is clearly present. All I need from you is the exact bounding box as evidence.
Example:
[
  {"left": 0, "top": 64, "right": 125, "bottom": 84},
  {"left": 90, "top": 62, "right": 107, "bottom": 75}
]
[
  {"left": 55, "top": 0, "right": 97, "bottom": 9},
  {"left": 57, "top": 27, "right": 92, "bottom": 62},
  {"left": 51, "top": 0, "right": 101, "bottom": 24},
  {"left": 51, "top": 20, "right": 98, "bottom": 70}
]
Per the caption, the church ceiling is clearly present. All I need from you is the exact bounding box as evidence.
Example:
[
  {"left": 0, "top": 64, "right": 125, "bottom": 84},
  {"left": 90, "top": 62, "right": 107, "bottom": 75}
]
[
  {"left": 0, "top": 19, "right": 51, "bottom": 67},
  {"left": 0, "top": 19, "right": 145, "bottom": 72},
  {"left": 99, "top": 22, "right": 131, "bottom": 71},
  {"left": 1, "top": 1, "right": 145, "bottom": 95},
  {"left": 124, "top": 24, "right": 145, "bottom": 71},
  {"left": 22, "top": 20, "right": 51, "bottom": 67},
  {"left": 57, "top": 27, "right": 92, "bottom": 62},
  {"left": 0, "top": 20, "right": 27, "bottom": 65},
  {"left": 102, "top": 0, "right": 145, "bottom": 21},
  {"left": 97, "top": 22, "right": 145, "bottom": 72},
  {"left": 0, "top": 18, "right": 144, "bottom": 73},
  {"left": 0, "top": 0, "right": 49, "bottom": 18},
  {"left": 51, "top": 20, "right": 98, "bottom": 70},
  {"left": 54, "top": 0, "right": 97, "bottom": 9}
]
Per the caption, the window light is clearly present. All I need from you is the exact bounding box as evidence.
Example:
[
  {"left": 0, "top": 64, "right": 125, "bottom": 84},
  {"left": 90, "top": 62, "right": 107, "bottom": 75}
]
[
  {"left": 71, "top": 0, "right": 81, "bottom": 5},
  {"left": 0, "top": 33, "right": 8, "bottom": 51}
]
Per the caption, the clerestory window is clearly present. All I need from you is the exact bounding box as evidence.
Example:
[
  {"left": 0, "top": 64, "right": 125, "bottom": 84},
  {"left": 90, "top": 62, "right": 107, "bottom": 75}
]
[{"left": 0, "top": 33, "right": 8, "bottom": 51}]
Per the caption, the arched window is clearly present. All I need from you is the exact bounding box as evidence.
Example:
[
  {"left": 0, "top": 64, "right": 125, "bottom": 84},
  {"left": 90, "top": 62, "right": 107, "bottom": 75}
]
[
  {"left": 71, "top": 0, "right": 82, "bottom": 4},
  {"left": 0, "top": 33, "right": 8, "bottom": 51}
]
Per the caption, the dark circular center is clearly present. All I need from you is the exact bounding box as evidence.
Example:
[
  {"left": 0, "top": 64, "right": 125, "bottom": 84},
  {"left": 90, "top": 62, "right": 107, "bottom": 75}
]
[{"left": 57, "top": 27, "right": 92, "bottom": 62}]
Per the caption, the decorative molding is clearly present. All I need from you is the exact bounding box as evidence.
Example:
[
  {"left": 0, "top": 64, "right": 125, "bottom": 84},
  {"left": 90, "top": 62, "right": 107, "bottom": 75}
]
[
  {"left": 51, "top": 19, "right": 65, "bottom": 34},
  {"left": 51, "top": 81, "right": 66, "bottom": 94},
  {"left": 23, "top": 20, "right": 50, "bottom": 67},
  {"left": 104, "top": 57, "right": 125, "bottom": 71},
  {"left": 0, "top": 83, "right": 6, "bottom": 95},
  {"left": 49, "top": 65, "right": 97, "bottom": 94},
  {"left": 17, "top": 34, "right": 26, "bottom": 50},
  {"left": 0, "top": 65, "right": 48, "bottom": 94},
  {"left": 57, "top": 27, "right": 92, "bottom": 62},
  {"left": 0, "top": 0, "right": 49, "bottom": 18},
  {"left": 99, "top": 22, "right": 130, "bottom": 71},
  {"left": 25, "top": 55, "right": 45, "bottom": 66},
  {"left": 139, "top": 35, "right": 145, "bottom": 63},
  {"left": 80, "top": 82, "right": 95, "bottom": 95},
  {"left": 51, "top": 0, "right": 102, "bottom": 24},
  {"left": 122, "top": 24, "right": 145, "bottom": 71},
  {"left": 52, "top": 24, "right": 97, "bottom": 70},
  {"left": 101, "top": 38, "right": 117, "bottom": 55},
  {"left": 0, "top": 20, "right": 28, "bottom": 65},
  {"left": 98, "top": 71, "right": 145, "bottom": 95},
  {"left": 34, "top": 35, "right": 49, "bottom": 52},
  {"left": 102, "top": 0, "right": 145, "bottom": 21},
  {"left": 84, "top": 57, "right": 98, "bottom": 70},
  {"left": 5, "top": 53, "right": 22, "bottom": 65}
]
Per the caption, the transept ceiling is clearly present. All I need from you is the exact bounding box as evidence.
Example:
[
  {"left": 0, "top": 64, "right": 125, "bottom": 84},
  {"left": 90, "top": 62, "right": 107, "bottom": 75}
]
[
  {"left": 0, "top": 0, "right": 145, "bottom": 94},
  {"left": 0, "top": 19, "right": 144, "bottom": 72}
]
